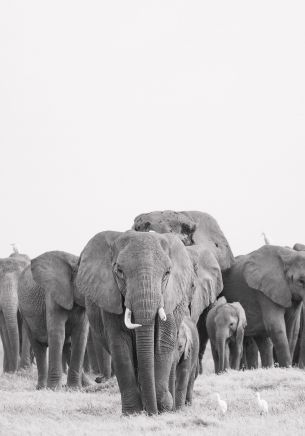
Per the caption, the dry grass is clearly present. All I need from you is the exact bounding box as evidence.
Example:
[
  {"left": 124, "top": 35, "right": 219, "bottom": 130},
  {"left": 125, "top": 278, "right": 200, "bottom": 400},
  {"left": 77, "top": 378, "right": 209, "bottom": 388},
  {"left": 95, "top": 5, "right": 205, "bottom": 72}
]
[{"left": 1, "top": 344, "right": 305, "bottom": 435}]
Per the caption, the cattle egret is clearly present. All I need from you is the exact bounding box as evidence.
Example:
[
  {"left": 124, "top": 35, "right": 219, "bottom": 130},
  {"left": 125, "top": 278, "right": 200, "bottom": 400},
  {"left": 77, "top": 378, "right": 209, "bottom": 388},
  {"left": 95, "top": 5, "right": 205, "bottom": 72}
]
[
  {"left": 215, "top": 393, "right": 227, "bottom": 415},
  {"left": 262, "top": 232, "right": 270, "bottom": 245},
  {"left": 256, "top": 392, "right": 268, "bottom": 415},
  {"left": 10, "top": 243, "right": 19, "bottom": 253}
]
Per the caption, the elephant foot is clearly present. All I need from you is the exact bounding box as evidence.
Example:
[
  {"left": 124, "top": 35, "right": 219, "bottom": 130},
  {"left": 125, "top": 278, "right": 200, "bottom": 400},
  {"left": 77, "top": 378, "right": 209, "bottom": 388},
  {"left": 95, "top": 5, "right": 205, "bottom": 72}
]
[
  {"left": 36, "top": 383, "right": 47, "bottom": 390},
  {"left": 95, "top": 375, "right": 111, "bottom": 384},
  {"left": 81, "top": 373, "right": 93, "bottom": 387},
  {"left": 157, "top": 390, "right": 173, "bottom": 413}
]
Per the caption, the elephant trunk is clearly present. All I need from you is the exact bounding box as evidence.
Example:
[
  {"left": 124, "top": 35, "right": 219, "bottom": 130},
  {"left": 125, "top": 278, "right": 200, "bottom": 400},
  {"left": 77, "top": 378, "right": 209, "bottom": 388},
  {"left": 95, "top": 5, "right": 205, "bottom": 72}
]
[
  {"left": 216, "top": 333, "right": 226, "bottom": 373},
  {"left": 4, "top": 310, "right": 20, "bottom": 372},
  {"left": 126, "top": 275, "right": 162, "bottom": 414},
  {"left": 135, "top": 323, "right": 158, "bottom": 415}
]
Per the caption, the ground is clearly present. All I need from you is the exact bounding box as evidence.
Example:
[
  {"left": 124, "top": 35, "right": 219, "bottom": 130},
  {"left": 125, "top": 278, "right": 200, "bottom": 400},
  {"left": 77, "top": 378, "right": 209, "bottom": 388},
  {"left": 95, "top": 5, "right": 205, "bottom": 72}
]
[{"left": 1, "top": 343, "right": 305, "bottom": 436}]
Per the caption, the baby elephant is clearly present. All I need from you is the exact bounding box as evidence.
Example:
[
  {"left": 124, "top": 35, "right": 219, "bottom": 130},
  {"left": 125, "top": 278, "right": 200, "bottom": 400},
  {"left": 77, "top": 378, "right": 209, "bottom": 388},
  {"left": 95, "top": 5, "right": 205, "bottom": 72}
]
[
  {"left": 206, "top": 297, "right": 247, "bottom": 374},
  {"left": 174, "top": 316, "right": 199, "bottom": 409}
]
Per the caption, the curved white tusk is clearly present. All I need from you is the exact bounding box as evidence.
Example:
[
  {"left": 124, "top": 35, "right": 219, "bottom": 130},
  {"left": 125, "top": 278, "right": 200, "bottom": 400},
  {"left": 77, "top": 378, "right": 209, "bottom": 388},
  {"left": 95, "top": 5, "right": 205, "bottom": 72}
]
[
  {"left": 158, "top": 307, "right": 167, "bottom": 321},
  {"left": 124, "top": 308, "right": 142, "bottom": 329}
]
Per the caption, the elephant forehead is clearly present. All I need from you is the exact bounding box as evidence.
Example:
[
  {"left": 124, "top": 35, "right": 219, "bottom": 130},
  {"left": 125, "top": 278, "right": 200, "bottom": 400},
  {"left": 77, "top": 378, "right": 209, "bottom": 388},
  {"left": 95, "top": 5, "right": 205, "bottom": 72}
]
[{"left": 115, "top": 233, "right": 168, "bottom": 263}]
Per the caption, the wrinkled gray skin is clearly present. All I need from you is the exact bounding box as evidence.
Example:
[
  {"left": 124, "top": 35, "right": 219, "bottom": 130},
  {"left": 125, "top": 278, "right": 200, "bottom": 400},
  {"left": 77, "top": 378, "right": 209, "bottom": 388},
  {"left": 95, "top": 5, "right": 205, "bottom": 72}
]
[
  {"left": 77, "top": 230, "right": 193, "bottom": 415},
  {"left": 132, "top": 210, "right": 233, "bottom": 370},
  {"left": 292, "top": 243, "right": 305, "bottom": 368},
  {"left": 206, "top": 297, "right": 247, "bottom": 373},
  {"left": 133, "top": 210, "right": 235, "bottom": 271},
  {"left": 18, "top": 251, "right": 89, "bottom": 389},
  {"left": 0, "top": 251, "right": 30, "bottom": 372},
  {"left": 222, "top": 245, "right": 305, "bottom": 367},
  {"left": 173, "top": 316, "right": 199, "bottom": 409}
]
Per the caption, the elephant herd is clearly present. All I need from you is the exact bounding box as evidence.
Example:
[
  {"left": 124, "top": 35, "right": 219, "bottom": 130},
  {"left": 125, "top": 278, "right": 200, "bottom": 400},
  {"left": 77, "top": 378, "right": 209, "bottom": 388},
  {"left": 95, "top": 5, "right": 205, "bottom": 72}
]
[{"left": 1, "top": 210, "right": 305, "bottom": 416}]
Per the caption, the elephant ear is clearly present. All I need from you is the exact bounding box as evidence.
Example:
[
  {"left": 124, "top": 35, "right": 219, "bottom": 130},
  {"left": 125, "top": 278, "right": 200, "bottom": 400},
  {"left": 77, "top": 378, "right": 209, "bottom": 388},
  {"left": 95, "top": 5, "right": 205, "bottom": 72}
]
[
  {"left": 31, "top": 251, "right": 78, "bottom": 310},
  {"left": 243, "top": 245, "right": 292, "bottom": 308},
  {"left": 231, "top": 302, "right": 247, "bottom": 345},
  {"left": 77, "top": 231, "right": 123, "bottom": 315},
  {"left": 230, "top": 302, "right": 247, "bottom": 329},
  {"left": 160, "top": 234, "right": 193, "bottom": 315},
  {"left": 187, "top": 246, "right": 223, "bottom": 323}
]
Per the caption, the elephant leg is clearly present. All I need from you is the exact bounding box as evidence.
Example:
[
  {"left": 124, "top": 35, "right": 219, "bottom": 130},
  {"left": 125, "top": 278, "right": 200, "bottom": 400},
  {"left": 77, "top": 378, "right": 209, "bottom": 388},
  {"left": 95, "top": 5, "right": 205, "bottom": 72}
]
[
  {"left": 197, "top": 310, "right": 209, "bottom": 374},
  {"left": 224, "top": 343, "right": 230, "bottom": 370},
  {"left": 255, "top": 336, "right": 273, "bottom": 367},
  {"left": 0, "top": 313, "right": 11, "bottom": 372},
  {"left": 285, "top": 301, "right": 302, "bottom": 359},
  {"left": 103, "top": 312, "right": 142, "bottom": 415},
  {"left": 62, "top": 341, "right": 71, "bottom": 374},
  {"left": 31, "top": 339, "right": 47, "bottom": 389},
  {"left": 92, "top": 337, "right": 112, "bottom": 379},
  {"left": 67, "top": 312, "right": 89, "bottom": 389},
  {"left": 20, "top": 322, "right": 32, "bottom": 369},
  {"left": 259, "top": 297, "right": 291, "bottom": 367},
  {"left": 298, "top": 305, "right": 305, "bottom": 368},
  {"left": 244, "top": 337, "right": 259, "bottom": 369},
  {"left": 47, "top": 310, "right": 68, "bottom": 389},
  {"left": 85, "top": 330, "right": 98, "bottom": 374},
  {"left": 229, "top": 340, "right": 243, "bottom": 370},
  {"left": 155, "top": 315, "right": 179, "bottom": 412},
  {"left": 169, "top": 361, "right": 176, "bottom": 410},
  {"left": 265, "top": 319, "right": 291, "bottom": 367},
  {"left": 210, "top": 343, "right": 219, "bottom": 373},
  {"left": 175, "top": 361, "right": 190, "bottom": 409},
  {"left": 185, "top": 364, "right": 197, "bottom": 406}
]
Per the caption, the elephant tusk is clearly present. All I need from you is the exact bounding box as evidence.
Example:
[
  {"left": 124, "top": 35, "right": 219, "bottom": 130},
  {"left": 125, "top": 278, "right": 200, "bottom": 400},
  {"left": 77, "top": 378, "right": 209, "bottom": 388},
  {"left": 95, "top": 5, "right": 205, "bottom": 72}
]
[
  {"left": 124, "top": 308, "right": 142, "bottom": 329},
  {"left": 158, "top": 307, "right": 167, "bottom": 321}
]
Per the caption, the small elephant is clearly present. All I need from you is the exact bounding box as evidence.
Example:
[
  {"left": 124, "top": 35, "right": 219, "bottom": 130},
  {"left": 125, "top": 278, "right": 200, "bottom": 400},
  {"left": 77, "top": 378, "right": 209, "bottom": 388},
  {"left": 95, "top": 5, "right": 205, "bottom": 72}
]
[
  {"left": 206, "top": 297, "right": 247, "bottom": 373},
  {"left": 18, "top": 251, "right": 89, "bottom": 389},
  {"left": 174, "top": 316, "right": 199, "bottom": 409}
]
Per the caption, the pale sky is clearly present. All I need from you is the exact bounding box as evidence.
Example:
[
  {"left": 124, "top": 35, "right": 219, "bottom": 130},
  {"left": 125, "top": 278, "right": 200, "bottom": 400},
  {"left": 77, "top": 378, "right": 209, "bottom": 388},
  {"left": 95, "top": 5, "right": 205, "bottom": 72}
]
[{"left": 0, "top": 1, "right": 304, "bottom": 258}]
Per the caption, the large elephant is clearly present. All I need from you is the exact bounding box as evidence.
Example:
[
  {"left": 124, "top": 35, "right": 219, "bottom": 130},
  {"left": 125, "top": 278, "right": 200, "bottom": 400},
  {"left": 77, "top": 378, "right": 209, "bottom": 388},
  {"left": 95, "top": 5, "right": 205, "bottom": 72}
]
[
  {"left": 18, "top": 251, "right": 89, "bottom": 389},
  {"left": 0, "top": 249, "right": 30, "bottom": 372},
  {"left": 76, "top": 230, "right": 194, "bottom": 415},
  {"left": 222, "top": 245, "right": 305, "bottom": 367},
  {"left": 132, "top": 210, "right": 230, "bottom": 368},
  {"left": 206, "top": 296, "right": 247, "bottom": 373},
  {"left": 133, "top": 210, "right": 235, "bottom": 271}
]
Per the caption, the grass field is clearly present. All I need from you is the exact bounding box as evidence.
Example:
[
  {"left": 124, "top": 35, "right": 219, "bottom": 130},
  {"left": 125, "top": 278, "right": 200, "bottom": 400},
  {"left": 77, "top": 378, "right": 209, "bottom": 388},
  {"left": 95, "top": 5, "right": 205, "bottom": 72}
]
[{"left": 1, "top": 343, "right": 305, "bottom": 436}]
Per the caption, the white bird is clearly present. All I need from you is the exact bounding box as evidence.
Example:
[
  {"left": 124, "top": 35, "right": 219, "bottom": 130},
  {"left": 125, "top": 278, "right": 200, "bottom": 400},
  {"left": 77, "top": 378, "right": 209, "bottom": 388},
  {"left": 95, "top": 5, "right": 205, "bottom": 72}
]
[
  {"left": 262, "top": 232, "right": 270, "bottom": 245},
  {"left": 10, "top": 243, "right": 19, "bottom": 254},
  {"left": 256, "top": 392, "right": 268, "bottom": 415},
  {"left": 215, "top": 393, "right": 227, "bottom": 415}
]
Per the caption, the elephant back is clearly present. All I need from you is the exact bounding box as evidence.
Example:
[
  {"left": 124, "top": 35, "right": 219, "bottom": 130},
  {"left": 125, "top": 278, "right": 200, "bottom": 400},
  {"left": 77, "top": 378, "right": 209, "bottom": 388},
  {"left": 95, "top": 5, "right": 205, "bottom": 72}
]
[{"left": 133, "top": 210, "right": 234, "bottom": 271}]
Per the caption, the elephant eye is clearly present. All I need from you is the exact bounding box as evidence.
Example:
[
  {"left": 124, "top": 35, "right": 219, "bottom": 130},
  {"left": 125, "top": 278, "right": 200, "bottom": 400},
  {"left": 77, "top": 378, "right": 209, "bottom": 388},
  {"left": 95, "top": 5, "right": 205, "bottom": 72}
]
[
  {"left": 298, "top": 278, "right": 305, "bottom": 287},
  {"left": 163, "top": 269, "right": 171, "bottom": 282},
  {"left": 115, "top": 265, "right": 124, "bottom": 278}
]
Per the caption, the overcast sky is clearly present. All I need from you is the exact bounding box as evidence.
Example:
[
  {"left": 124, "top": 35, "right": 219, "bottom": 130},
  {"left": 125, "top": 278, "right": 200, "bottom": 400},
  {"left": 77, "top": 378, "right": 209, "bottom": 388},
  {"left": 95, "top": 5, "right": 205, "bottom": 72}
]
[{"left": 0, "top": 1, "right": 304, "bottom": 258}]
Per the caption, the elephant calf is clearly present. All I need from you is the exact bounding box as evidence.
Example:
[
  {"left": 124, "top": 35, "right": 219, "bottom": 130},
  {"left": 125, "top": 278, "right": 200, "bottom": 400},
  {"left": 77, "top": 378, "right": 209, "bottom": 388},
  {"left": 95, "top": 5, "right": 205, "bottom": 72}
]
[
  {"left": 174, "top": 316, "right": 199, "bottom": 409},
  {"left": 206, "top": 297, "right": 247, "bottom": 374},
  {"left": 18, "top": 251, "right": 89, "bottom": 390}
]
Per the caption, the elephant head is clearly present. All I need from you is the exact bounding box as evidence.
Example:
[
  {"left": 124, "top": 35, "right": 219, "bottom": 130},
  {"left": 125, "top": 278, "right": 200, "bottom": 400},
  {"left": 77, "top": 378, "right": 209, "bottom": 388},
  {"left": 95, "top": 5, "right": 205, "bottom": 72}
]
[
  {"left": 186, "top": 246, "right": 223, "bottom": 323},
  {"left": 244, "top": 245, "right": 305, "bottom": 308},
  {"left": 132, "top": 210, "right": 235, "bottom": 271},
  {"left": 76, "top": 230, "right": 193, "bottom": 414},
  {"left": 31, "top": 251, "right": 80, "bottom": 309},
  {"left": 293, "top": 243, "right": 305, "bottom": 252}
]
